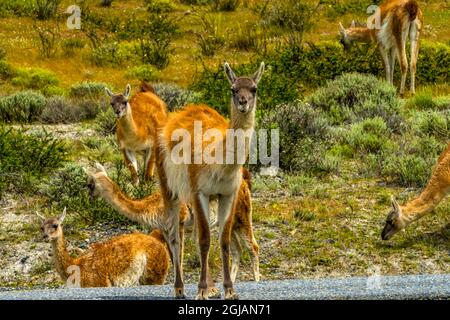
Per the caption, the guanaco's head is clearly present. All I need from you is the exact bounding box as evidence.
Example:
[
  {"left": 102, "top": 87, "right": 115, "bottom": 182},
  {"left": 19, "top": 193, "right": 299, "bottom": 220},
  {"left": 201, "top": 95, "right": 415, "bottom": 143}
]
[
  {"left": 105, "top": 84, "right": 131, "bottom": 119},
  {"left": 381, "top": 197, "right": 405, "bottom": 240},
  {"left": 85, "top": 163, "right": 109, "bottom": 200},
  {"left": 338, "top": 21, "right": 355, "bottom": 52},
  {"left": 37, "top": 207, "right": 66, "bottom": 242},
  {"left": 224, "top": 62, "right": 265, "bottom": 115}
]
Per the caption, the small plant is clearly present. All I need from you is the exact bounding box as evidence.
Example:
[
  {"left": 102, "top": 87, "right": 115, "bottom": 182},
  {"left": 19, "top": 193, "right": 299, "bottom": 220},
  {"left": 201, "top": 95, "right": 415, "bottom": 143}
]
[
  {"left": 35, "top": 24, "right": 59, "bottom": 58},
  {"left": 91, "top": 42, "right": 131, "bottom": 67},
  {"left": 345, "top": 117, "right": 391, "bottom": 155},
  {"left": 0, "top": 90, "right": 47, "bottom": 123},
  {"left": 411, "top": 110, "right": 450, "bottom": 141},
  {"left": 145, "top": 0, "right": 175, "bottom": 13},
  {"left": 126, "top": 65, "right": 158, "bottom": 82},
  {"left": 94, "top": 108, "right": 116, "bottom": 136},
  {"left": 61, "top": 38, "right": 85, "bottom": 57},
  {"left": 39, "top": 96, "right": 104, "bottom": 124},
  {"left": 100, "top": 0, "right": 114, "bottom": 7},
  {"left": 194, "top": 13, "right": 225, "bottom": 57},
  {"left": 211, "top": 0, "right": 240, "bottom": 12},
  {"left": 34, "top": 0, "right": 61, "bottom": 20},
  {"left": 0, "top": 60, "right": 16, "bottom": 80}
]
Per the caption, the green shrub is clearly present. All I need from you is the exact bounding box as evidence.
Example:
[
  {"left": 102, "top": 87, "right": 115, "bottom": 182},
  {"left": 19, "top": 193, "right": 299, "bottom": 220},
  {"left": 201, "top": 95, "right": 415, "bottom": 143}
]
[
  {"left": 11, "top": 68, "right": 59, "bottom": 90},
  {"left": 180, "top": 0, "right": 211, "bottom": 4},
  {"left": 43, "top": 161, "right": 155, "bottom": 224},
  {"left": 126, "top": 65, "right": 158, "bottom": 82},
  {"left": 0, "top": 126, "right": 67, "bottom": 197},
  {"left": 0, "top": 0, "right": 35, "bottom": 18},
  {"left": 34, "top": 0, "right": 61, "bottom": 20},
  {"left": 91, "top": 42, "right": 131, "bottom": 67},
  {"left": 0, "top": 60, "right": 16, "bottom": 80},
  {"left": 0, "top": 90, "right": 47, "bottom": 123},
  {"left": 417, "top": 41, "right": 450, "bottom": 84},
  {"left": 69, "top": 82, "right": 107, "bottom": 99},
  {"left": 410, "top": 110, "right": 450, "bottom": 141},
  {"left": 345, "top": 117, "right": 391, "bottom": 154},
  {"left": 94, "top": 107, "right": 116, "bottom": 136},
  {"left": 309, "top": 73, "right": 403, "bottom": 132},
  {"left": 61, "top": 38, "right": 85, "bottom": 57},
  {"left": 145, "top": 0, "right": 175, "bottom": 13},
  {"left": 406, "top": 88, "right": 436, "bottom": 110},
  {"left": 0, "top": 46, "right": 5, "bottom": 60},
  {"left": 259, "top": 101, "right": 335, "bottom": 174},
  {"left": 153, "top": 83, "right": 201, "bottom": 111}
]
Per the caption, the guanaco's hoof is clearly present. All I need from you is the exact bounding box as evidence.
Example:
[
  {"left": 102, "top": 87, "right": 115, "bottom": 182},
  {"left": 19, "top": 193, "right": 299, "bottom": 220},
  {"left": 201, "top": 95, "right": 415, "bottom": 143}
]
[
  {"left": 175, "top": 288, "right": 186, "bottom": 299},
  {"left": 208, "top": 287, "right": 221, "bottom": 299},
  {"left": 196, "top": 288, "right": 209, "bottom": 300},
  {"left": 224, "top": 288, "right": 239, "bottom": 300}
]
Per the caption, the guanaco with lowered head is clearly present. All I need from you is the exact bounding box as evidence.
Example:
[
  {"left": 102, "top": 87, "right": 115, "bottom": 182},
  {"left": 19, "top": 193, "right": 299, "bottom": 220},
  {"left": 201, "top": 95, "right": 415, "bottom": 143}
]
[
  {"left": 149, "top": 62, "right": 264, "bottom": 299},
  {"left": 105, "top": 82, "right": 168, "bottom": 185},
  {"left": 37, "top": 208, "right": 170, "bottom": 287},
  {"left": 86, "top": 163, "right": 260, "bottom": 285},
  {"left": 382, "top": 143, "right": 450, "bottom": 240},
  {"left": 338, "top": 0, "right": 423, "bottom": 96}
]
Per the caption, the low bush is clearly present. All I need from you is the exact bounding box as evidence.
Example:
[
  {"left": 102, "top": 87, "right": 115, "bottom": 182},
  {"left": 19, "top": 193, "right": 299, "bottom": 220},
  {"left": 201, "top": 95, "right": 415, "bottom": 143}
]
[
  {"left": 39, "top": 96, "right": 105, "bottom": 124},
  {"left": 61, "top": 38, "right": 85, "bottom": 57},
  {"left": 309, "top": 73, "right": 403, "bottom": 132},
  {"left": 90, "top": 42, "right": 131, "bottom": 67},
  {"left": 0, "top": 0, "right": 35, "bottom": 18},
  {"left": 0, "top": 126, "right": 67, "bottom": 197},
  {"left": 145, "top": 0, "right": 175, "bottom": 13},
  {"left": 153, "top": 83, "right": 201, "bottom": 111},
  {"left": 100, "top": 0, "right": 114, "bottom": 6},
  {"left": 194, "top": 13, "right": 225, "bottom": 57},
  {"left": 11, "top": 68, "right": 59, "bottom": 90},
  {"left": 69, "top": 82, "right": 107, "bottom": 99},
  {"left": 344, "top": 117, "right": 391, "bottom": 155},
  {"left": 0, "top": 91, "right": 47, "bottom": 123},
  {"left": 0, "top": 60, "right": 16, "bottom": 80}
]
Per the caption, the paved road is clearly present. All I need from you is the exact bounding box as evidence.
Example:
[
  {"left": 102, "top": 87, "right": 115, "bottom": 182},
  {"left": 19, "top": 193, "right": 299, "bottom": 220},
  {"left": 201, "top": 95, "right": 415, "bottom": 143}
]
[{"left": 0, "top": 274, "right": 448, "bottom": 300}]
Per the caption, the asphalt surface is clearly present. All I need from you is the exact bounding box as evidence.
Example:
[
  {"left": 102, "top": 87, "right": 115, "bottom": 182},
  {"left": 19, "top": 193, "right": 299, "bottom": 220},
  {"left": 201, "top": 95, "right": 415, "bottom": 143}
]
[{"left": 0, "top": 274, "right": 448, "bottom": 300}]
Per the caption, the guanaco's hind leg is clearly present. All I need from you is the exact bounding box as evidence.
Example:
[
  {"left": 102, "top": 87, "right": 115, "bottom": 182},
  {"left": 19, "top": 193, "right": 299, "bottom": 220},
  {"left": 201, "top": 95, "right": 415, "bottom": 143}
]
[
  {"left": 218, "top": 193, "right": 239, "bottom": 300},
  {"left": 230, "top": 231, "right": 242, "bottom": 283},
  {"left": 194, "top": 192, "right": 212, "bottom": 300}
]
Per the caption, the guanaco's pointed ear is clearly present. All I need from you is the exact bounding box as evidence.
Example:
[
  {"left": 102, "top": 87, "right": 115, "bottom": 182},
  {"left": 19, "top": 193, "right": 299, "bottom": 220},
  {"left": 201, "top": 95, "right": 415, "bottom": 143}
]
[
  {"left": 59, "top": 207, "right": 67, "bottom": 223},
  {"left": 391, "top": 196, "right": 401, "bottom": 213},
  {"left": 124, "top": 84, "right": 131, "bottom": 99},
  {"left": 338, "top": 22, "right": 346, "bottom": 35},
  {"left": 252, "top": 62, "right": 265, "bottom": 85},
  {"left": 105, "top": 87, "right": 114, "bottom": 97},
  {"left": 224, "top": 62, "right": 237, "bottom": 85},
  {"left": 94, "top": 162, "right": 107, "bottom": 174}
]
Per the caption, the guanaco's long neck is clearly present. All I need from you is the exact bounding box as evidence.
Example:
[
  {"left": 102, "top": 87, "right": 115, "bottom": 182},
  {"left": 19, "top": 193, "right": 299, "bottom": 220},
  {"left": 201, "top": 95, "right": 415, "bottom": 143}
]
[
  {"left": 51, "top": 235, "right": 75, "bottom": 281},
  {"left": 401, "top": 185, "right": 450, "bottom": 225},
  {"left": 347, "top": 28, "right": 377, "bottom": 44},
  {"left": 98, "top": 177, "right": 165, "bottom": 227},
  {"left": 118, "top": 105, "right": 138, "bottom": 137}
]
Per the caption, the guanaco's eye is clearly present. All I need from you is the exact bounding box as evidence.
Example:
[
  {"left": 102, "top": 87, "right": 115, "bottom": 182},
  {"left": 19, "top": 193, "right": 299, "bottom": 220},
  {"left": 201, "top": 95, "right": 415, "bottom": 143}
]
[
  {"left": 52, "top": 224, "right": 58, "bottom": 229},
  {"left": 251, "top": 87, "right": 257, "bottom": 94},
  {"left": 231, "top": 87, "right": 237, "bottom": 94}
]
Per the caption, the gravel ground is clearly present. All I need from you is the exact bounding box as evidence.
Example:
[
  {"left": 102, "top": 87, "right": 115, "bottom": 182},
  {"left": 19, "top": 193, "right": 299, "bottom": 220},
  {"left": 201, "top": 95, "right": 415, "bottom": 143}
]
[{"left": 0, "top": 274, "right": 448, "bottom": 300}]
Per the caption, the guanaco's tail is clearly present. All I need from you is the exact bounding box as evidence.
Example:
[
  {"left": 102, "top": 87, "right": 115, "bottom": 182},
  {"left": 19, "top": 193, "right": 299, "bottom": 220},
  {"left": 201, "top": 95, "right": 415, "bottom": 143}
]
[{"left": 405, "top": 0, "right": 419, "bottom": 21}]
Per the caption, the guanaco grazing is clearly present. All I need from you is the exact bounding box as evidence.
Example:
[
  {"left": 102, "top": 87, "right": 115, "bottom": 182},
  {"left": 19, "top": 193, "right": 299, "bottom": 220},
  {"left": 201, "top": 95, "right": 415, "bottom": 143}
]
[
  {"left": 339, "top": 0, "right": 423, "bottom": 96},
  {"left": 37, "top": 208, "right": 170, "bottom": 287},
  {"left": 87, "top": 163, "right": 259, "bottom": 284},
  {"left": 146, "top": 62, "right": 264, "bottom": 299},
  {"left": 105, "top": 82, "right": 168, "bottom": 185},
  {"left": 382, "top": 143, "right": 450, "bottom": 240}
]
